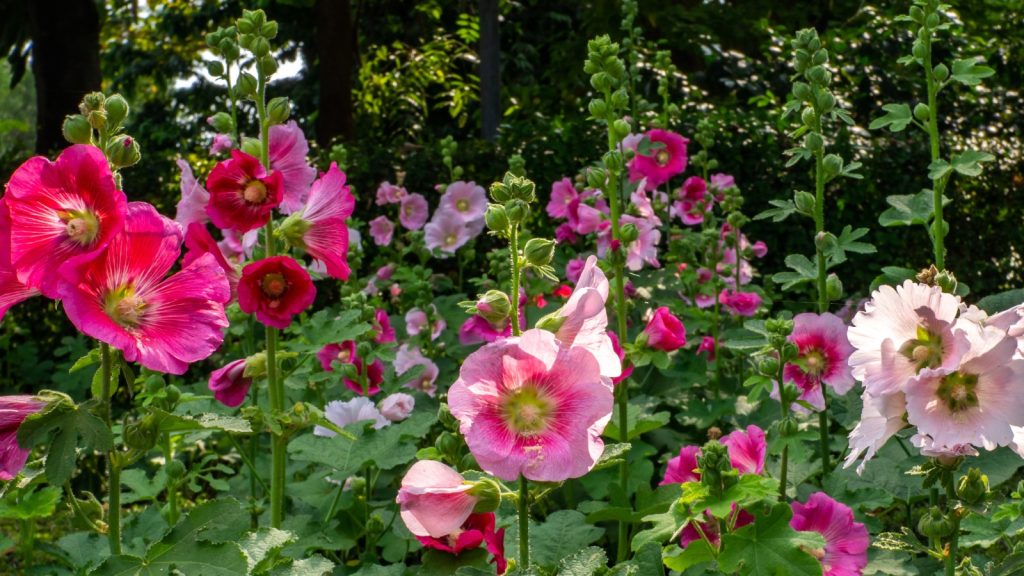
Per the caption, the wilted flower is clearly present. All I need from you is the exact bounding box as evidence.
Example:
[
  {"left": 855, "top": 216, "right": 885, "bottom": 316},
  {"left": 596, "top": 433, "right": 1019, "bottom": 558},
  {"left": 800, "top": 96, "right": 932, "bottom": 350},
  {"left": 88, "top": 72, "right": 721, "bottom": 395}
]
[{"left": 208, "top": 359, "right": 252, "bottom": 408}]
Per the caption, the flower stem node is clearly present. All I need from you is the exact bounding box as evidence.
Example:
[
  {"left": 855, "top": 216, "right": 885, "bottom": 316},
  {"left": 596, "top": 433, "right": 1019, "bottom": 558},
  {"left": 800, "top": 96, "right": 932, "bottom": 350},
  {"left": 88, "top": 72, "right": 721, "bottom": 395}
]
[{"left": 957, "top": 468, "right": 989, "bottom": 505}]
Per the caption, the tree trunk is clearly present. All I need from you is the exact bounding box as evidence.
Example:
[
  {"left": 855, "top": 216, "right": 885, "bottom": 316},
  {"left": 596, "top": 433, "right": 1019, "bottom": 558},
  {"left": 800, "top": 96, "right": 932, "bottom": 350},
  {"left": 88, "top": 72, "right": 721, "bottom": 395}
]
[
  {"left": 315, "top": 0, "right": 355, "bottom": 146},
  {"left": 27, "top": 0, "right": 102, "bottom": 154},
  {"left": 479, "top": 0, "right": 500, "bottom": 140}
]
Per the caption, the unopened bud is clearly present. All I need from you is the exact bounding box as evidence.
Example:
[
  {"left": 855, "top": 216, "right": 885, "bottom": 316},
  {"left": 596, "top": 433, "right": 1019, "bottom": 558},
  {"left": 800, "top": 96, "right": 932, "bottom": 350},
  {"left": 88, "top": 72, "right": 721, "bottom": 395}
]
[
  {"left": 475, "top": 290, "right": 512, "bottom": 325},
  {"left": 484, "top": 205, "right": 509, "bottom": 234},
  {"left": 104, "top": 95, "right": 130, "bottom": 129},
  {"left": 822, "top": 154, "right": 843, "bottom": 179},
  {"left": 826, "top": 273, "right": 843, "bottom": 301},
  {"left": 165, "top": 460, "right": 187, "bottom": 480},
  {"left": 957, "top": 467, "right": 989, "bottom": 505},
  {"left": 918, "top": 506, "right": 955, "bottom": 539},
  {"left": 208, "top": 112, "right": 235, "bottom": 135},
  {"left": 913, "top": 102, "right": 931, "bottom": 122},
  {"left": 62, "top": 115, "right": 92, "bottom": 145},
  {"left": 794, "top": 190, "right": 816, "bottom": 215},
  {"left": 80, "top": 92, "right": 105, "bottom": 114},
  {"left": 267, "top": 97, "right": 290, "bottom": 125},
  {"left": 523, "top": 238, "right": 556, "bottom": 267},
  {"left": 235, "top": 72, "right": 257, "bottom": 99},
  {"left": 468, "top": 477, "right": 502, "bottom": 513},
  {"left": 620, "top": 223, "right": 639, "bottom": 244},
  {"left": 759, "top": 357, "right": 780, "bottom": 377},
  {"left": 505, "top": 199, "right": 530, "bottom": 225},
  {"left": 244, "top": 352, "right": 268, "bottom": 379},
  {"left": 106, "top": 135, "right": 141, "bottom": 169},
  {"left": 935, "top": 269, "right": 958, "bottom": 295},
  {"left": 933, "top": 63, "right": 949, "bottom": 82}
]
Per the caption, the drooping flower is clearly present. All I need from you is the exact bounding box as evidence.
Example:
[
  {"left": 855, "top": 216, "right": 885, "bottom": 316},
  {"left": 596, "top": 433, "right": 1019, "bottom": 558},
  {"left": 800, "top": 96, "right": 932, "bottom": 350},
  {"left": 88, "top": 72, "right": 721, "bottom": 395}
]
[
  {"left": 372, "top": 309, "right": 396, "bottom": 343},
  {"left": 206, "top": 149, "right": 284, "bottom": 233},
  {"left": 447, "top": 329, "right": 613, "bottom": 482},
  {"left": 376, "top": 181, "right": 407, "bottom": 205},
  {"left": 779, "top": 312, "right": 856, "bottom": 412},
  {"left": 183, "top": 223, "right": 239, "bottom": 297},
  {"left": 0, "top": 395, "right": 45, "bottom": 480},
  {"left": 643, "top": 306, "right": 687, "bottom": 351},
  {"left": 208, "top": 359, "right": 252, "bottom": 408},
  {"left": 174, "top": 159, "right": 210, "bottom": 227},
  {"left": 547, "top": 177, "right": 578, "bottom": 219},
  {"left": 317, "top": 341, "right": 383, "bottom": 396},
  {"left": 314, "top": 397, "right": 390, "bottom": 436},
  {"left": 416, "top": 512, "right": 506, "bottom": 575},
  {"left": 0, "top": 202, "right": 40, "bottom": 319},
  {"left": 719, "top": 289, "right": 762, "bottom": 317},
  {"left": 286, "top": 163, "right": 355, "bottom": 280},
  {"left": 369, "top": 216, "right": 395, "bottom": 246},
  {"left": 399, "top": 193, "right": 429, "bottom": 230},
  {"left": 790, "top": 492, "right": 869, "bottom": 576},
  {"left": 627, "top": 129, "right": 689, "bottom": 188},
  {"left": 59, "top": 203, "right": 230, "bottom": 375},
  {"left": 397, "top": 460, "right": 478, "bottom": 539},
  {"left": 424, "top": 210, "right": 471, "bottom": 255},
  {"left": 238, "top": 256, "right": 315, "bottom": 329},
  {"left": 268, "top": 121, "right": 317, "bottom": 214},
  {"left": 380, "top": 393, "right": 415, "bottom": 422},
  {"left": 4, "top": 144, "right": 128, "bottom": 298},
  {"left": 439, "top": 181, "right": 487, "bottom": 223}
]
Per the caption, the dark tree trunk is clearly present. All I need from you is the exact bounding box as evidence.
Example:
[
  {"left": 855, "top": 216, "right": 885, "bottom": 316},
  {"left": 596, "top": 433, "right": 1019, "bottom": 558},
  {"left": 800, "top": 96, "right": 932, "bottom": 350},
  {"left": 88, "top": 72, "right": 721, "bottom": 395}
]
[
  {"left": 479, "top": 0, "right": 500, "bottom": 141},
  {"left": 315, "top": 0, "right": 355, "bottom": 146},
  {"left": 27, "top": 0, "right": 102, "bottom": 154}
]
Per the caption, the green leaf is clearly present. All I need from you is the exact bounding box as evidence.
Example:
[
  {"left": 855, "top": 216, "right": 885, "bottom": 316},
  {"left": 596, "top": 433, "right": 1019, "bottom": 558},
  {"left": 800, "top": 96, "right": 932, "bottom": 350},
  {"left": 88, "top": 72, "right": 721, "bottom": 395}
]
[
  {"left": 754, "top": 199, "right": 796, "bottom": 222},
  {"left": 505, "top": 510, "right": 603, "bottom": 569},
  {"left": 287, "top": 309, "right": 371, "bottom": 353},
  {"left": 148, "top": 408, "right": 252, "bottom": 434},
  {"left": 927, "top": 159, "right": 952, "bottom": 180},
  {"left": 879, "top": 189, "right": 949, "bottom": 227},
  {"left": 591, "top": 443, "right": 631, "bottom": 472},
  {"left": 950, "top": 57, "right": 995, "bottom": 86},
  {"left": 951, "top": 149, "right": 995, "bottom": 177},
  {"left": 718, "top": 503, "right": 824, "bottom": 576},
  {"left": 663, "top": 539, "right": 716, "bottom": 572},
  {"left": 772, "top": 254, "right": 817, "bottom": 290},
  {"left": 240, "top": 527, "right": 295, "bottom": 573},
  {"left": 557, "top": 546, "right": 607, "bottom": 575},
  {"left": 977, "top": 289, "right": 1024, "bottom": 315},
  {"left": 603, "top": 403, "right": 670, "bottom": 441},
  {"left": 119, "top": 469, "right": 167, "bottom": 504},
  {"left": 0, "top": 485, "right": 61, "bottom": 519},
  {"left": 632, "top": 498, "right": 688, "bottom": 552},
  {"left": 17, "top": 398, "right": 113, "bottom": 485},
  {"left": 869, "top": 103, "right": 913, "bottom": 132},
  {"left": 267, "top": 555, "right": 335, "bottom": 576}
]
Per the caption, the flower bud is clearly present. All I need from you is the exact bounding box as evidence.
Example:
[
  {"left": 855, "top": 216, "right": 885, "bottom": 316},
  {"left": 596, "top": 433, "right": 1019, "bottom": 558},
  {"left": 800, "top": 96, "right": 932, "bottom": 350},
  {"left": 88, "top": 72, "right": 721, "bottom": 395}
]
[
  {"left": 206, "top": 60, "right": 225, "bottom": 77},
  {"left": 816, "top": 92, "right": 835, "bottom": 113},
  {"left": 917, "top": 506, "right": 955, "bottom": 538},
  {"left": 909, "top": 5, "right": 925, "bottom": 22},
  {"left": 801, "top": 108, "right": 818, "bottom": 131},
  {"left": 165, "top": 384, "right": 181, "bottom": 405},
  {"left": 235, "top": 72, "right": 258, "bottom": 99},
  {"left": 826, "top": 273, "right": 843, "bottom": 301},
  {"left": 106, "top": 136, "right": 141, "bottom": 169},
  {"left": 165, "top": 460, "right": 187, "bottom": 481},
  {"left": 468, "top": 477, "right": 503, "bottom": 513},
  {"left": 807, "top": 65, "right": 830, "bottom": 86},
  {"left": 87, "top": 110, "right": 107, "bottom": 131},
  {"left": 365, "top": 513, "right": 386, "bottom": 536},
  {"left": 933, "top": 63, "right": 949, "bottom": 82},
  {"left": 794, "top": 190, "right": 816, "bottom": 215},
  {"left": 957, "top": 467, "right": 989, "bottom": 505},
  {"left": 104, "top": 94, "right": 130, "bottom": 129},
  {"left": 912, "top": 41, "right": 927, "bottom": 60},
  {"left": 267, "top": 97, "right": 290, "bottom": 125},
  {"left": 935, "top": 269, "right": 958, "bottom": 295},
  {"left": 438, "top": 403, "right": 458, "bottom": 431},
  {"left": 476, "top": 290, "right": 512, "bottom": 325},
  {"left": 815, "top": 231, "right": 838, "bottom": 253},
  {"left": 123, "top": 414, "right": 159, "bottom": 451},
  {"left": 505, "top": 199, "right": 530, "bottom": 225},
  {"left": 925, "top": 12, "right": 940, "bottom": 28},
  {"left": 80, "top": 91, "right": 105, "bottom": 114},
  {"left": 243, "top": 352, "right": 268, "bottom": 379},
  {"left": 484, "top": 205, "right": 509, "bottom": 234},
  {"left": 588, "top": 99, "right": 608, "bottom": 118},
  {"left": 240, "top": 136, "right": 261, "bottom": 158},
  {"left": 489, "top": 182, "right": 511, "bottom": 203},
  {"left": 208, "top": 112, "right": 235, "bottom": 135},
  {"left": 62, "top": 115, "right": 92, "bottom": 144},
  {"left": 523, "top": 238, "right": 556, "bottom": 267},
  {"left": 913, "top": 102, "right": 931, "bottom": 122},
  {"left": 822, "top": 154, "right": 843, "bottom": 179},
  {"left": 435, "top": 431, "right": 459, "bottom": 457},
  {"left": 811, "top": 49, "right": 828, "bottom": 66},
  {"left": 260, "top": 21, "right": 279, "bottom": 39},
  {"left": 779, "top": 416, "right": 798, "bottom": 436},
  {"left": 758, "top": 356, "right": 780, "bottom": 377},
  {"left": 535, "top": 311, "right": 567, "bottom": 334},
  {"left": 619, "top": 223, "right": 640, "bottom": 244},
  {"left": 765, "top": 318, "right": 794, "bottom": 337},
  {"left": 792, "top": 81, "right": 812, "bottom": 101}
]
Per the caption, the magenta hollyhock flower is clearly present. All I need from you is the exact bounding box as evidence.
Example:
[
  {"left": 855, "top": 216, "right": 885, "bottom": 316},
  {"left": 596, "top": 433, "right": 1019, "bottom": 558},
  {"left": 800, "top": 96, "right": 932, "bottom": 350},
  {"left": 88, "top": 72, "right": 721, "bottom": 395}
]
[
  {"left": 238, "top": 256, "right": 315, "bottom": 329},
  {"left": 547, "top": 177, "right": 579, "bottom": 219},
  {"left": 721, "top": 425, "right": 767, "bottom": 474},
  {"left": 416, "top": 512, "right": 507, "bottom": 574},
  {"left": 790, "top": 492, "right": 869, "bottom": 576},
  {"left": 397, "top": 460, "right": 478, "bottom": 538},
  {"left": 372, "top": 309, "right": 396, "bottom": 343},
  {"left": 554, "top": 222, "right": 578, "bottom": 244},
  {"left": 206, "top": 149, "right": 284, "bottom": 233},
  {"left": 183, "top": 223, "right": 239, "bottom": 297},
  {"left": 424, "top": 210, "right": 471, "bottom": 255},
  {"left": 447, "top": 329, "right": 613, "bottom": 482},
  {"left": 399, "top": 193, "right": 429, "bottom": 230},
  {"left": 719, "top": 289, "right": 762, "bottom": 317},
  {"left": 844, "top": 391, "right": 908, "bottom": 474},
  {"left": 440, "top": 181, "right": 487, "bottom": 223},
  {"left": 0, "top": 395, "right": 45, "bottom": 480},
  {"left": 780, "top": 313, "right": 856, "bottom": 412},
  {"left": 4, "top": 144, "right": 128, "bottom": 298},
  {"left": 628, "top": 129, "right": 689, "bottom": 188},
  {"left": 317, "top": 341, "right": 383, "bottom": 396},
  {"left": 174, "top": 159, "right": 210, "bottom": 227},
  {"left": 0, "top": 202, "right": 40, "bottom": 319},
  {"left": 208, "top": 359, "right": 252, "bottom": 408},
  {"left": 315, "top": 397, "right": 390, "bottom": 436},
  {"left": 268, "top": 121, "right": 317, "bottom": 214},
  {"left": 609, "top": 331, "right": 633, "bottom": 385},
  {"left": 696, "top": 336, "right": 717, "bottom": 362},
  {"left": 546, "top": 255, "right": 621, "bottom": 380},
  {"left": 376, "top": 181, "right": 407, "bottom": 205},
  {"left": 459, "top": 314, "right": 513, "bottom": 346},
  {"left": 660, "top": 445, "right": 701, "bottom": 485},
  {"left": 292, "top": 163, "right": 355, "bottom": 280},
  {"left": 369, "top": 216, "right": 395, "bottom": 246},
  {"left": 673, "top": 176, "right": 709, "bottom": 225},
  {"left": 565, "top": 258, "right": 586, "bottom": 284},
  {"left": 59, "top": 203, "right": 230, "bottom": 375},
  {"left": 751, "top": 240, "right": 768, "bottom": 258},
  {"left": 643, "top": 306, "right": 686, "bottom": 351},
  {"left": 209, "top": 133, "right": 233, "bottom": 155}
]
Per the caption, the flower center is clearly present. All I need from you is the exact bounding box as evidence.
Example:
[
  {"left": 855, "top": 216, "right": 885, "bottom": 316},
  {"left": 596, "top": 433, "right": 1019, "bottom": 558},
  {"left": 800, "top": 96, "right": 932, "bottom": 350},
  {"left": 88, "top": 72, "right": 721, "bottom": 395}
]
[
  {"left": 937, "top": 371, "right": 979, "bottom": 413},
  {"left": 456, "top": 199, "right": 469, "bottom": 212},
  {"left": 501, "top": 385, "right": 554, "bottom": 436},
  {"left": 261, "top": 273, "right": 288, "bottom": 302},
  {"left": 105, "top": 285, "right": 145, "bottom": 327},
  {"left": 655, "top": 149, "right": 671, "bottom": 166},
  {"left": 445, "top": 233, "right": 457, "bottom": 246},
  {"left": 61, "top": 210, "right": 100, "bottom": 246},
  {"left": 898, "top": 326, "right": 944, "bottom": 372},
  {"left": 336, "top": 349, "right": 351, "bottom": 363},
  {"left": 243, "top": 180, "right": 268, "bottom": 204},
  {"left": 802, "top": 349, "right": 826, "bottom": 377}
]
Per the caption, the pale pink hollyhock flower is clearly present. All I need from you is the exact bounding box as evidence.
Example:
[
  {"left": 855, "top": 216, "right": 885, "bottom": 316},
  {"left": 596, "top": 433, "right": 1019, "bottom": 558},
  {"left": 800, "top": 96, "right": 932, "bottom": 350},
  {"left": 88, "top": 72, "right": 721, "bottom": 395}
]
[
  {"left": 718, "top": 247, "right": 754, "bottom": 287},
  {"left": 377, "top": 264, "right": 395, "bottom": 281},
  {"left": 218, "top": 228, "right": 258, "bottom": 264},
  {"left": 565, "top": 258, "right": 586, "bottom": 284},
  {"left": 380, "top": 393, "right": 416, "bottom": 422},
  {"left": 643, "top": 306, "right": 686, "bottom": 351},
  {"left": 0, "top": 202, "right": 40, "bottom": 319},
  {"left": 397, "top": 460, "right": 478, "bottom": 538},
  {"left": 630, "top": 184, "right": 658, "bottom": 220},
  {"left": 183, "top": 223, "right": 239, "bottom": 298},
  {"left": 60, "top": 203, "right": 230, "bottom": 375},
  {"left": 405, "top": 306, "right": 444, "bottom": 340},
  {"left": 5, "top": 144, "right": 127, "bottom": 298},
  {"left": 622, "top": 215, "right": 661, "bottom": 271},
  {"left": 448, "top": 329, "right": 613, "bottom": 481},
  {"left": 627, "top": 129, "right": 689, "bottom": 188},
  {"left": 844, "top": 391, "right": 907, "bottom": 474},
  {"left": 268, "top": 121, "right": 317, "bottom": 214},
  {"left": 175, "top": 159, "right": 210, "bottom": 227},
  {"left": 780, "top": 313, "right": 856, "bottom": 412},
  {"left": 208, "top": 359, "right": 251, "bottom": 408},
  {"left": 543, "top": 255, "right": 620, "bottom": 379},
  {"left": 395, "top": 344, "right": 440, "bottom": 396},
  {"left": 0, "top": 395, "right": 45, "bottom": 480},
  {"left": 415, "top": 512, "right": 507, "bottom": 575},
  {"left": 709, "top": 172, "right": 735, "bottom": 194},
  {"left": 696, "top": 336, "right": 717, "bottom": 362},
  {"left": 719, "top": 289, "right": 762, "bottom": 317},
  {"left": 547, "top": 177, "right": 579, "bottom": 219},
  {"left": 440, "top": 181, "right": 487, "bottom": 223},
  {"left": 209, "top": 133, "right": 233, "bottom": 155},
  {"left": 790, "top": 492, "right": 869, "bottom": 576},
  {"left": 290, "top": 163, "right": 355, "bottom": 280},
  {"left": 695, "top": 293, "right": 715, "bottom": 309},
  {"left": 372, "top": 309, "right": 396, "bottom": 344},
  {"left": 399, "top": 193, "right": 429, "bottom": 230},
  {"left": 317, "top": 341, "right": 383, "bottom": 396},
  {"left": 424, "top": 210, "right": 471, "bottom": 255},
  {"left": 315, "top": 397, "right": 390, "bottom": 436},
  {"left": 376, "top": 181, "right": 407, "bottom": 205},
  {"left": 910, "top": 434, "right": 979, "bottom": 459},
  {"left": 369, "top": 216, "right": 394, "bottom": 246},
  {"left": 238, "top": 256, "right": 315, "bottom": 329},
  {"left": 847, "top": 280, "right": 967, "bottom": 397},
  {"left": 206, "top": 149, "right": 284, "bottom": 233}
]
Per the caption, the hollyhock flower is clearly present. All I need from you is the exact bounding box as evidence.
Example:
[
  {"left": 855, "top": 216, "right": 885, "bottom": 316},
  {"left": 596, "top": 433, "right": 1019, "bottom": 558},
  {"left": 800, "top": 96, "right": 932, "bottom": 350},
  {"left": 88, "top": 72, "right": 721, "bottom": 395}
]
[
  {"left": 219, "top": 228, "right": 259, "bottom": 263},
  {"left": 417, "top": 512, "right": 507, "bottom": 574},
  {"left": 238, "top": 256, "right": 315, "bottom": 329},
  {"left": 696, "top": 268, "right": 713, "bottom": 284},
  {"left": 317, "top": 341, "right": 383, "bottom": 396},
  {"left": 268, "top": 121, "right": 317, "bottom": 213},
  {"left": 721, "top": 426, "right": 767, "bottom": 474},
  {"left": 554, "top": 223, "right": 578, "bottom": 244},
  {"left": 369, "top": 216, "right": 394, "bottom": 246},
  {"left": 399, "top": 193, "right": 429, "bottom": 230},
  {"left": 314, "top": 397, "right": 390, "bottom": 436},
  {"left": 183, "top": 223, "right": 239, "bottom": 297},
  {"left": 844, "top": 391, "right": 908, "bottom": 474},
  {"left": 208, "top": 359, "right": 251, "bottom": 408},
  {"left": 547, "top": 177, "right": 579, "bottom": 219},
  {"left": 209, "top": 133, "right": 233, "bottom": 155},
  {"left": 447, "top": 329, "right": 613, "bottom": 482},
  {"left": 377, "top": 264, "right": 395, "bottom": 281},
  {"left": 397, "top": 460, "right": 478, "bottom": 538},
  {"left": 0, "top": 395, "right": 45, "bottom": 480},
  {"left": 847, "top": 280, "right": 967, "bottom": 397},
  {"left": 459, "top": 314, "right": 514, "bottom": 346},
  {"left": 622, "top": 216, "right": 661, "bottom": 271},
  {"left": 709, "top": 173, "right": 735, "bottom": 194},
  {"left": 376, "top": 181, "right": 407, "bottom": 205},
  {"left": 424, "top": 210, "right": 471, "bottom": 255},
  {"left": 566, "top": 198, "right": 604, "bottom": 235},
  {"left": 643, "top": 307, "right": 686, "bottom": 351},
  {"left": 380, "top": 393, "right": 415, "bottom": 422},
  {"left": 673, "top": 176, "right": 709, "bottom": 226},
  {"left": 372, "top": 309, "right": 396, "bottom": 344},
  {"left": 696, "top": 336, "right": 717, "bottom": 362},
  {"left": 790, "top": 492, "right": 869, "bottom": 576},
  {"left": 406, "top": 306, "right": 445, "bottom": 340},
  {"left": 627, "top": 129, "right": 689, "bottom": 188},
  {"left": 609, "top": 332, "right": 633, "bottom": 385},
  {"left": 287, "top": 163, "right": 355, "bottom": 280},
  {"left": 566, "top": 258, "right": 586, "bottom": 284},
  {"left": 660, "top": 445, "right": 701, "bottom": 485},
  {"left": 0, "top": 203, "right": 40, "bottom": 319},
  {"left": 174, "top": 160, "right": 210, "bottom": 227},
  {"left": 59, "top": 203, "right": 230, "bottom": 374},
  {"left": 206, "top": 149, "right": 284, "bottom": 233},
  {"left": 750, "top": 240, "right": 768, "bottom": 258},
  {"left": 779, "top": 313, "right": 856, "bottom": 412},
  {"left": 396, "top": 344, "right": 441, "bottom": 396},
  {"left": 553, "top": 284, "right": 572, "bottom": 299},
  {"left": 911, "top": 434, "right": 979, "bottom": 459},
  {"left": 719, "top": 289, "right": 762, "bottom": 317},
  {"left": 5, "top": 144, "right": 128, "bottom": 298},
  {"left": 440, "top": 181, "right": 487, "bottom": 223}
]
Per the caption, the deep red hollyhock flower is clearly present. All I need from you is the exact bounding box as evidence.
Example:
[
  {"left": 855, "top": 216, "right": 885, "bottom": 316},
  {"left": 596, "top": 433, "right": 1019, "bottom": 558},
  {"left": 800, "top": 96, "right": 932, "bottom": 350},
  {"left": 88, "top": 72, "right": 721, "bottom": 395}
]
[
  {"left": 206, "top": 149, "right": 284, "bottom": 233},
  {"left": 238, "top": 256, "right": 315, "bottom": 329},
  {"left": 417, "top": 512, "right": 506, "bottom": 575}
]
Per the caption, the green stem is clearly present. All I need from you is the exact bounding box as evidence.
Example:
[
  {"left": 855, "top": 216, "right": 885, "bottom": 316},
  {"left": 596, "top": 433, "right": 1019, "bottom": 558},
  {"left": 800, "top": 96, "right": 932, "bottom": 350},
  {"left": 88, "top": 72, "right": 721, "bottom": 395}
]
[
  {"left": 923, "top": 21, "right": 945, "bottom": 270},
  {"left": 777, "top": 352, "right": 790, "bottom": 502},
  {"left": 944, "top": 473, "right": 960, "bottom": 576},
  {"left": 161, "top": 433, "right": 179, "bottom": 526},
  {"left": 510, "top": 227, "right": 521, "bottom": 337},
  {"left": 518, "top": 474, "right": 530, "bottom": 569},
  {"left": 813, "top": 135, "right": 832, "bottom": 480},
  {"left": 99, "top": 344, "right": 122, "bottom": 555}
]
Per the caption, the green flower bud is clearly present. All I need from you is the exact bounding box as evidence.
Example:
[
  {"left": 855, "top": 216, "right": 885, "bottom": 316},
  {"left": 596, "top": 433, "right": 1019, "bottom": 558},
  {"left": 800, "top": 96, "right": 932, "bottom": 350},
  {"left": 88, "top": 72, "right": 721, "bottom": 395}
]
[
  {"left": 505, "top": 199, "right": 530, "bottom": 225},
  {"left": 435, "top": 431, "right": 459, "bottom": 457},
  {"left": 925, "top": 12, "right": 940, "bottom": 28},
  {"left": 165, "top": 384, "right": 181, "bottom": 405},
  {"left": 165, "top": 460, "right": 187, "bottom": 481},
  {"left": 815, "top": 231, "right": 838, "bottom": 253},
  {"left": 240, "top": 136, "right": 261, "bottom": 158},
  {"left": 106, "top": 135, "right": 141, "bottom": 169},
  {"left": 811, "top": 49, "right": 829, "bottom": 66},
  {"left": 276, "top": 212, "right": 311, "bottom": 250},
  {"left": 438, "top": 403, "right": 458, "bottom": 430},
  {"left": 260, "top": 21, "right": 279, "bottom": 39},
  {"left": 484, "top": 204, "right": 510, "bottom": 234},
  {"left": 913, "top": 102, "right": 931, "bottom": 122},
  {"left": 468, "top": 477, "right": 503, "bottom": 513},
  {"left": 104, "top": 94, "right": 130, "bottom": 129},
  {"left": 909, "top": 5, "right": 925, "bottom": 23},
  {"left": 87, "top": 110, "right": 107, "bottom": 131},
  {"left": 806, "top": 65, "right": 829, "bottom": 86},
  {"left": 779, "top": 416, "right": 798, "bottom": 436},
  {"left": 822, "top": 154, "right": 843, "bottom": 179},
  {"left": 523, "top": 238, "right": 556, "bottom": 267},
  {"left": 611, "top": 119, "right": 631, "bottom": 142},
  {"left": 365, "top": 513, "right": 386, "bottom": 536},
  {"left": 935, "top": 269, "right": 958, "bottom": 295},
  {"left": 912, "top": 41, "right": 927, "bottom": 60},
  {"left": 586, "top": 167, "right": 607, "bottom": 190},
  {"left": 235, "top": 72, "right": 258, "bottom": 99},
  {"left": 244, "top": 352, "right": 268, "bottom": 379},
  {"left": 933, "top": 63, "right": 949, "bottom": 82},
  {"left": 489, "top": 182, "right": 511, "bottom": 203},
  {"left": 826, "top": 273, "right": 843, "bottom": 301},
  {"left": 123, "top": 414, "right": 159, "bottom": 451},
  {"left": 236, "top": 16, "right": 256, "bottom": 34},
  {"left": 535, "top": 311, "right": 567, "bottom": 334},
  {"left": 801, "top": 108, "right": 818, "bottom": 131},
  {"left": 266, "top": 97, "right": 290, "bottom": 125},
  {"left": 792, "top": 82, "right": 813, "bottom": 102},
  {"left": 475, "top": 290, "right": 512, "bottom": 326},
  {"left": 208, "top": 112, "right": 235, "bottom": 134},
  {"left": 816, "top": 92, "right": 835, "bottom": 113},
  {"left": 765, "top": 318, "right": 794, "bottom": 337},
  {"left": 620, "top": 223, "right": 640, "bottom": 244},
  {"left": 918, "top": 506, "right": 955, "bottom": 539},
  {"left": 206, "top": 60, "right": 225, "bottom": 77},
  {"left": 588, "top": 99, "right": 608, "bottom": 119},
  {"left": 259, "top": 55, "right": 278, "bottom": 75},
  {"left": 794, "top": 190, "right": 816, "bottom": 215},
  {"left": 957, "top": 467, "right": 989, "bottom": 505},
  {"left": 62, "top": 115, "right": 92, "bottom": 145},
  {"left": 80, "top": 91, "right": 106, "bottom": 115},
  {"left": 759, "top": 357, "right": 780, "bottom": 377}
]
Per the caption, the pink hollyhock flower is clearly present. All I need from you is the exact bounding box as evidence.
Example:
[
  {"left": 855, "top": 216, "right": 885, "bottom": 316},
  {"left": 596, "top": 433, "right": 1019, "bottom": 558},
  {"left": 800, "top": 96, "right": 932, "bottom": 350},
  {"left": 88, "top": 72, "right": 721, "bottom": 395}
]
[
  {"left": 544, "top": 255, "right": 621, "bottom": 379},
  {"left": 206, "top": 149, "right": 284, "bottom": 233},
  {"left": 440, "top": 181, "right": 487, "bottom": 223},
  {"left": 844, "top": 391, "right": 908, "bottom": 474},
  {"left": 0, "top": 202, "right": 40, "bottom": 319},
  {"left": 790, "top": 492, "right": 869, "bottom": 576},
  {"left": 696, "top": 268, "right": 713, "bottom": 284},
  {"left": 554, "top": 222, "right": 578, "bottom": 244},
  {"left": 0, "top": 395, "right": 45, "bottom": 480},
  {"left": 405, "top": 306, "right": 445, "bottom": 340},
  {"left": 208, "top": 359, "right": 251, "bottom": 408},
  {"left": 397, "top": 460, "right": 478, "bottom": 538},
  {"left": 459, "top": 314, "right": 514, "bottom": 346},
  {"left": 695, "top": 293, "right": 715, "bottom": 309},
  {"left": 314, "top": 397, "right": 390, "bottom": 436},
  {"left": 59, "top": 203, "right": 230, "bottom": 374},
  {"left": 268, "top": 121, "right": 317, "bottom": 214},
  {"left": 911, "top": 434, "right": 979, "bottom": 459},
  {"left": 317, "top": 341, "right": 383, "bottom": 396},
  {"left": 709, "top": 173, "right": 735, "bottom": 194},
  {"left": 778, "top": 313, "right": 856, "bottom": 412},
  {"left": 369, "top": 216, "right": 395, "bottom": 246},
  {"left": 174, "top": 159, "right": 210, "bottom": 227},
  {"left": 399, "top": 193, "right": 429, "bottom": 230},
  {"left": 750, "top": 240, "right": 768, "bottom": 258},
  {"left": 218, "top": 228, "right": 258, "bottom": 263},
  {"left": 372, "top": 309, "right": 396, "bottom": 343},
  {"left": 209, "top": 133, "right": 233, "bottom": 155},
  {"left": 609, "top": 331, "right": 633, "bottom": 385},
  {"left": 448, "top": 329, "right": 613, "bottom": 481},
  {"left": 847, "top": 280, "right": 967, "bottom": 397},
  {"left": 660, "top": 445, "right": 701, "bottom": 485},
  {"left": 183, "top": 223, "right": 239, "bottom": 297},
  {"left": 643, "top": 306, "right": 686, "bottom": 351},
  {"left": 696, "top": 336, "right": 717, "bottom": 362},
  {"left": 565, "top": 258, "right": 586, "bottom": 284},
  {"left": 566, "top": 198, "right": 604, "bottom": 235},
  {"left": 424, "top": 210, "right": 471, "bottom": 255},
  {"left": 5, "top": 144, "right": 128, "bottom": 298},
  {"left": 380, "top": 393, "right": 415, "bottom": 422},
  {"left": 417, "top": 512, "right": 507, "bottom": 575},
  {"left": 395, "top": 344, "right": 440, "bottom": 396},
  {"left": 376, "top": 181, "right": 407, "bottom": 205},
  {"left": 720, "top": 425, "right": 767, "bottom": 474},
  {"left": 628, "top": 129, "right": 689, "bottom": 188},
  {"left": 719, "top": 289, "right": 762, "bottom": 317},
  {"left": 238, "top": 256, "right": 315, "bottom": 329},
  {"left": 547, "top": 177, "right": 579, "bottom": 219},
  {"left": 290, "top": 163, "right": 355, "bottom": 280},
  {"left": 622, "top": 216, "right": 661, "bottom": 271}
]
